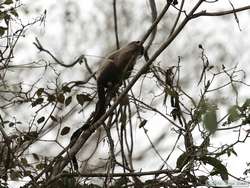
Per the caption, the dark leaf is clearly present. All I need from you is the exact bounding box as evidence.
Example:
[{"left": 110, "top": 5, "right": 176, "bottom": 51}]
[
  {"left": 47, "top": 94, "right": 56, "bottom": 102},
  {"left": 57, "top": 93, "right": 65, "bottom": 103},
  {"left": 200, "top": 156, "right": 228, "bottom": 181},
  {"left": 50, "top": 115, "right": 58, "bottom": 122},
  {"left": 24, "top": 131, "right": 38, "bottom": 141},
  {"left": 23, "top": 170, "right": 31, "bottom": 177},
  {"left": 171, "top": 108, "right": 179, "bottom": 120},
  {"left": 139, "top": 119, "right": 147, "bottom": 128},
  {"left": 65, "top": 96, "right": 72, "bottom": 106},
  {"left": 62, "top": 85, "right": 71, "bottom": 93},
  {"left": 231, "top": 148, "right": 237, "bottom": 156},
  {"left": 9, "top": 122, "right": 15, "bottom": 127},
  {"left": 0, "top": 26, "right": 7, "bottom": 36},
  {"left": 176, "top": 152, "right": 190, "bottom": 170},
  {"left": 76, "top": 94, "right": 91, "bottom": 106},
  {"left": 61, "top": 126, "right": 70, "bottom": 136},
  {"left": 170, "top": 96, "right": 175, "bottom": 107},
  {"left": 37, "top": 116, "right": 45, "bottom": 124},
  {"left": 31, "top": 98, "right": 44, "bottom": 107},
  {"left": 32, "top": 153, "right": 39, "bottom": 161},
  {"left": 173, "top": 0, "right": 178, "bottom": 5}
]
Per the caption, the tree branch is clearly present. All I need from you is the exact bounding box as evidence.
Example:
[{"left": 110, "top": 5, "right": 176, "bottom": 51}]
[
  {"left": 113, "top": 0, "right": 120, "bottom": 49},
  {"left": 33, "top": 37, "right": 87, "bottom": 67},
  {"left": 192, "top": 5, "right": 250, "bottom": 18}
]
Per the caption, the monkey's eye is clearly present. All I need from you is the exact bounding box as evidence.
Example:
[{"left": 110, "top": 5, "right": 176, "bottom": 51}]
[{"left": 135, "top": 41, "right": 141, "bottom": 45}]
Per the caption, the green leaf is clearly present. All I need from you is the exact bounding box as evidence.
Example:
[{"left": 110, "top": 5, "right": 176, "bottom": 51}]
[
  {"left": 176, "top": 152, "right": 190, "bottom": 170},
  {"left": 21, "top": 158, "right": 28, "bottom": 166},
  {"left": 203, "top": 109, "right": 217, "bottom": 134},
  {"left": 37, "top": 116, "right": 45, "bottom": 124},
  {"left": 0, "top": 12, "right": 5, "bottom": 20},
  {"left": 36, "top": 88, "right": 44, "bottom": 97},
  {"left": 200, "top": 156, "right": 228, "bottom": 181},
  {"left": 61, "top": 126, "right": 70, "bottom": 136},
  {"left": 242, "top": 99, "right": 250, "bottom": 110},
  {"left": 36, "top": 163, "right": 45, "bottom": 170},
  {"left": 10, "top": 170, "right": 21, "bottom": 181},
  {"left": 228, "top": 105, "right": 241, "bottom": 123},
  {"left": 4, "top": 0, "right": 13, "bottom": 5}
]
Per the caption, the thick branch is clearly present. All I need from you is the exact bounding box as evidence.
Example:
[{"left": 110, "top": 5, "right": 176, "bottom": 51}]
[{"left": 46, "top": 168, "right": 180, "bottom": 186}]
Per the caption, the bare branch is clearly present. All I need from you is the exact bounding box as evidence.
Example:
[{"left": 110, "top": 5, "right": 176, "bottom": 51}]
[
  {"left": 33, "top": 37, "right": 87, "bottom": 68},
  {"left": 192, "top": 5, "right": 250, "bottom": 18}
]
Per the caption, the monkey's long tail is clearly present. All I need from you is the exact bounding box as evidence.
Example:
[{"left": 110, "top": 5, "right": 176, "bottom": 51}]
[
  {"left": 92, "top": 84, "right": 106, "bottom": 122},
  {"left": 70, "top": 84, "right": 107, "bottom": 170}
]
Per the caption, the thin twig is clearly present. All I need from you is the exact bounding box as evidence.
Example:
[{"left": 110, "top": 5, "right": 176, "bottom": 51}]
[
  {"left": 113, "top": 0, "right": 120, "bottom": 49},
  {"left": 192, "top": 5, "right": 250, "bottom": 18}
]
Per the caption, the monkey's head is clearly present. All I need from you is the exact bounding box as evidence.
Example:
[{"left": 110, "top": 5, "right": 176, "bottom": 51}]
[{"left": 127, "top": 41, "right": 144, "bottom": 57}]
